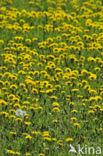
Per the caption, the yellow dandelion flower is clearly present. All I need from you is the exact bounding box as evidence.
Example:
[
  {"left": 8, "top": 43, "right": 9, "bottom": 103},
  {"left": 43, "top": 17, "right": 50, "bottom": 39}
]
[
  {"left": 66, "top": 138, "right": 73, "bottom": 142},
  {"left": 43, "top": 137, "right": 51, "bottom": 141},
  {"left": 25, "top": 153, "right": 31, "bottom": 156},
  {"left": 39, "top": 153, "right": 45, "bottom": 156},
  {"left": 88, "top": 110, "right": 95, "bottom": 114},
  {"left": 52, "top": 119, "right": 58, "bottom": 123},
  {"left": 52, "top": 107, "right": 60, "bottom": 112},
  {"left": 52, "top": 102, "right": 59, "bottom": 107},
  {"left": 24, "top": 122, "right": 31, "bottom": 126},
  {"left": 74, "top": 123, "right": 81, "bottom": 128},
  {"left": 25, "top": 135, "right": 32, "bottom": 140}
]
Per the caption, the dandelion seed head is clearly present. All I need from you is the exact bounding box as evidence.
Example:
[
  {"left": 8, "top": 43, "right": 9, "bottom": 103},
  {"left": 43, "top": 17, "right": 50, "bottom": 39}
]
[{"left": 15, "top": 109, "right": 27, "bottom": 116}]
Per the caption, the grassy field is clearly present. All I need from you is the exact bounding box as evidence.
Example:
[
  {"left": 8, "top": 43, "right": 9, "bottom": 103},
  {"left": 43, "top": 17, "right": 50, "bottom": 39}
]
[{"left": 0, "top": 0, "right": 103, "bottom": 155}]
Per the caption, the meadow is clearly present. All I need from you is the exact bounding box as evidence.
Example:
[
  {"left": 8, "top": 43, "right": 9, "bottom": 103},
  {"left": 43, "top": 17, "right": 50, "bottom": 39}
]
[{"left": 0, "top": 0, "right": 103, "bottom": 155}]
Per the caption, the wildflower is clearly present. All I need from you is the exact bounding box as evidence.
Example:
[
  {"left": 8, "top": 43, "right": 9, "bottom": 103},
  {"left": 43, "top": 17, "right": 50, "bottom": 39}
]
[
  {"left": 32, "top": 131, "right": 41, "bottom": 135},
  {"left": 88, "top": 74, "right": 97, "bottom": 81},
  {"left": 71, "top": 117, "right": 77, "bottom": 121},
  {"left": 15, "top": 152, "right": 20, "bottom": 155},
  {"left": 88, "top": 110, "right": 95, "bottom": 114},
  {"left": 14, "top": 104, "right": 21, "bottom": 108},
  {"left": 43, "top": 131, "right": 49, "bottom": 137},
  {"left": 6, "top": 150, "right": 15, "bottom": 154},
  {"left": 94, "top": 67, "right": 101, "bottom": 72},
  {"left": 39, "top": 154, "right": 45, "bottom": 156},
  {"left": 25, "top": 135, "right": 32, "bottom": 140},
  {"left": 9, "top": 115, "right": 16, "bottom": 119},
  {"left": 71, "top": 88, "right": 79, "bottom": 92},
  {"left": 24, "top": 122, "right": 31, "bottom": 126},
  {"left": 66, "top": 138, "right": 73, "bottom": 142},
  {"left": 43, "top": 137, "right": 51, "bottom": 142},
  {"left": 94, "top": 105, "right": 101, "bottom": 109},
  {"left": 1, "top": 112, "right": 9, "bottom": 117},
  {"left": 50, "top": 96, "right": 58, "bottom": 100},
  {"left": 10, "top": 132, "right": 16, "bottom": 135},
  {"left": 25, "top": 153, "right": 31, "bottom": 156},
  {"left": 52, "top": 119, "right": 58, "bottom": 123},
  {"left": 15, "top": 109, "right": 27, "bottom": 116},
  {"left": 0, "top": 99, "right": 8, "bottom": 106},
  {"left": 44, "top": 147, "right": 49, "bottom": 151},
  {"left": 100, "top": 108, "right": 103, "bottom": 112},
  {"left": 74, "top": 123, "right": 81, "bottom": 128},
  {"left": 52, "top": 107, "right": 60, "bottom": 112},
  {"left": 0, "top": 80, "right": 4, "bottom": 87},
  {"left": 10, "top": 84, "right": 18, "bottom": 90},
  {"left": 58, "top": 140, "right": 64, "bottom": 146},
  {"left": 71, "top": 110, "right": 78, "bottom": 113},
  {"left": 32, "top": 88, "right": 38, "bottom": 94},
  {"left": 89, "top": 89, "right": 97, "bottom": 94},
  {"left": 8, "top": 94, "right": 15, "bottom": 100},
  {"left": 94, "top": 118, "right": 98, "bottom": 121},
  {"left": 16, "top": 118, "right": 23, "bottom": 122},
  {"left": 52, "top": 102, "right": 59, "bottom": 107}
]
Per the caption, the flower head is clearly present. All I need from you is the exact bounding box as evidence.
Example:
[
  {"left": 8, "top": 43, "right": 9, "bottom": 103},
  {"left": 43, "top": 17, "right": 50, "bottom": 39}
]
[{"left": 15, "top": 109, "right": 27, "bottom": 116}]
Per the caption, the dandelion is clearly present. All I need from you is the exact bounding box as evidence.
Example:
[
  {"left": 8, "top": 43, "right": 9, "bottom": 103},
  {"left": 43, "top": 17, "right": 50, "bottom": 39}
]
[
  {"left": 25, "top": 153, "right": 31, "bottom": 156},
  {"left": 71, "top": 110, "right": 78, "bottom": 113},
  {"left": 6, "top": 150, "right": 15, "bottom": 154},
  {"left": 52, "top": 119, "right": 58, "bottom": 123},
  {"left": 39, "top": 154, "right": 45, "bottom": 156},
  {"left": 58, "top": 140, "right": 64, "bottom": 146},
  {"left": 88, "top": 110, "right": 95, "bottom": 114},
  {"left": 66, "top": 138, "right": 73, "bottom": 142},
  {"left": 24, "top": 122, "right": 31, "bottom": 126},
  {"left": 32, "top": 131, "right": 41, "bottom": 135},
  {"left": 43, "top": 137, "right": 51, "bottom": 142},
  {"left": 52, "top": 102, "right": 59, "bottom": 107},
  {"left": 15, "top": 109, "right": 27, "bottom": 116},
  {"left": 71, "top": 117, "right": 77, "bottom": 121},
  {"left": 10, "top": 132, "right": 16, "bottom": 135},
  {"left": 52, "top": 107, "right": 60, "bottom": 112},
  {"left": 74, "top": 123, "right": 81, "bottom": 128},
  {"left": 0, "top": 99, "right": 8, "bottom": 106},
  {"left": 1, "top": 112, "right": 9, "bottom": 118},
  {"left": 25, "top": 135, "right": 32, "bottom": 140}
]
